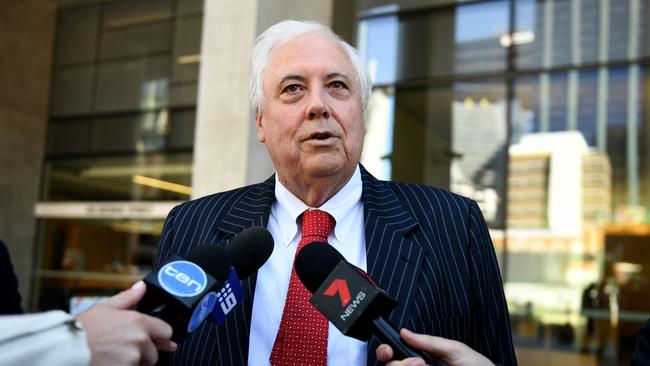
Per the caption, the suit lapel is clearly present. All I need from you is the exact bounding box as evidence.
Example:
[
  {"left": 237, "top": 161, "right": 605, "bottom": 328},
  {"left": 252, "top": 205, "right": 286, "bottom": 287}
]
[
  {"left": 212, "top": 176, "right": 275, "bottom": 365},
  {"left": 360, "top": 166, "right": 424, "bottom": 364},
  {"left": 207, "top": 168, "right": 425, "bottom": 365}
]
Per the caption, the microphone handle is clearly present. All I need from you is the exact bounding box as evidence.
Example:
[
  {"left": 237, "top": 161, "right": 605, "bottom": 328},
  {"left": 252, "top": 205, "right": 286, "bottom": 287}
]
[{"left": 371, "top": 317, "right": 437, "bottom": 364}]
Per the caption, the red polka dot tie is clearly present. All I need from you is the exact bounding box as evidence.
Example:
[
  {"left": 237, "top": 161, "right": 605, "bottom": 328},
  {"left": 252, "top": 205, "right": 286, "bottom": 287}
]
[{"left": 270, "top": 209, "right": 335, "bottom": 366}]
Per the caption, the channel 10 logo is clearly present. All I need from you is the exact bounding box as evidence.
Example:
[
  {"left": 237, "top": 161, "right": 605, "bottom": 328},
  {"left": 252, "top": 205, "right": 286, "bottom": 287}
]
[{"left": 158, "top": 260, "right": 207, "bottom": 297}]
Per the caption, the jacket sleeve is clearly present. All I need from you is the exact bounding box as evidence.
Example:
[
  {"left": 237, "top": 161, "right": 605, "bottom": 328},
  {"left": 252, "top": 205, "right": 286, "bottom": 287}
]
[
  {"left": 467, "top": 200, "right": 518, "bottom": 365},
  {"left": 0, "top": 310, "right": 91, "bottom": 366}
]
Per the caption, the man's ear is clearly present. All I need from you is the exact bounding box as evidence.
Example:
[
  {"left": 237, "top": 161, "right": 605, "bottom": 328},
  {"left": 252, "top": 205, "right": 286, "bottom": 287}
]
[{"left": 255, "top": 112, "right": 266, "bottom": 143}]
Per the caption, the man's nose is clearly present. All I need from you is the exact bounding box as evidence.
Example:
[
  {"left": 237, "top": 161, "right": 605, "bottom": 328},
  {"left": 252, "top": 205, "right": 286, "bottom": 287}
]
[{"left": 305, "top": 88, "right": 330, "bottom": 120}]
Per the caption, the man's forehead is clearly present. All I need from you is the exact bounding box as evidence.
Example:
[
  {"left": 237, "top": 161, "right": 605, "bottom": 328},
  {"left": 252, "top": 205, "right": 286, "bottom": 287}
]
[{"left": 265, "top": 34, "right": 356, "bottom": 79}]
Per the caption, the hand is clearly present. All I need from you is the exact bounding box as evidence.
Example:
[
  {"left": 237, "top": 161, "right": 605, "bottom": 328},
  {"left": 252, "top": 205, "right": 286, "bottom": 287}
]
[
  {"left": 76, "top": 281, "right": 177, "bottom": 366},
  {"left": 376, "top": 328, "right": 494, "bottom": 366}
]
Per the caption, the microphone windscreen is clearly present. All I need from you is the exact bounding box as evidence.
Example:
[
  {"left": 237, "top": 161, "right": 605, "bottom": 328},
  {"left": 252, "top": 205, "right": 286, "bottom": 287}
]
[
  {"left": 294, "top": 242, "right": 345, "bottom": 294},
  {"left": 226, "top": 226, "right": 274, "bottom": 279},
  {"left": 186, "top": 245, "right": 232, "bottom": 282}
]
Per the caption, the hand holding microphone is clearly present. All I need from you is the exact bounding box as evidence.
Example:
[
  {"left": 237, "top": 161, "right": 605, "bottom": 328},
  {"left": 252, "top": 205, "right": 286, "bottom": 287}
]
[
  {"left": 75, "top": 226, "right": 274, "bottom": 365},
  {"left": 376, "top": 328, "right": 494, "bottom": 366},
  {"left": 294, "top": 242, "right": 434, "bottom": 364},
  {"left": 76, "top": 281, "right": 176, "bottom": 366},
  {"left": 137, "top": 226, "right": 274, "bottom": 342}
]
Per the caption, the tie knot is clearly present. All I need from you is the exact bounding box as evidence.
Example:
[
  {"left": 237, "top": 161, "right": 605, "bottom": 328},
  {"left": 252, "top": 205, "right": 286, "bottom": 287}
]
[{"left": 300, "top": 209, "right": 334, "bottom": 242}]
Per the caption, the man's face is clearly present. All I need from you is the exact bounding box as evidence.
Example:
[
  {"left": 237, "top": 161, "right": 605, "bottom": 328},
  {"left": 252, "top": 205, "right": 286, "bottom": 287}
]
[{"left": 256, "top": 33, "right": 365, "bottom": 192}]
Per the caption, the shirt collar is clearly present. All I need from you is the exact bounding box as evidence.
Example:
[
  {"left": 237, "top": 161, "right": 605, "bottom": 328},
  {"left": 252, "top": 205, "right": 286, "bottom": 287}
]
[{"left": 273, "top": 165, "right": 362, "bottom": 247}]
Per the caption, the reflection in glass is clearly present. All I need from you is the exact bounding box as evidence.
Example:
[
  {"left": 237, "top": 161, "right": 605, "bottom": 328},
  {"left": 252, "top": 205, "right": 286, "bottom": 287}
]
[
  {"left": 51, "top": 66, "right": 94, "bottom": 116},
  {"left": 102, "top": 0, "right": 172, "bottom": 29},
  {"left": 387, "top": 81, "right": 507, "bottom": 228},
  {"left": 577, "top": 70, "right": 598, "bottom": 146},
  {"left": 549, "top": 72, "right": 568, "bottom": 132},
  {"left": 361, "top": 0, "right": 650, "bottom": 363},
  {"left": 358, "top": 16, "right": 398, "bottom": 85},
  {"left": 361, "top": 87, "right": 395, "bottom": 180},
  {"left": 387, "top": 0, "right": 509, "bottom": 80},
  {"left": 513, "top": 0, "right": 649, "bottom": 69},
  {"left": 100, "top": 22, "right": 172, "bottom": 60},
  {"left": 43, "top": 153, "right": 192, "bottom": 201},
  {"left": 36, "top": 218, "right": 164, "bottom": 310},
  {"left": 96, "top": 56, "right": 170, "bottom": 112},
  {"left": 607, "top": 68, "right": 629, "bottom": 214}
]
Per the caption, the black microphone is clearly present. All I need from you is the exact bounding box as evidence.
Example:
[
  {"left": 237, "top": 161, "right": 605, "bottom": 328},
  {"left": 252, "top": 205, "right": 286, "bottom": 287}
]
[
  {"left": 295, "top": 242, "right": 432, "bottom": 363},
  {"left": 137, "top": 226, "right": 274, "bottom": 342}
]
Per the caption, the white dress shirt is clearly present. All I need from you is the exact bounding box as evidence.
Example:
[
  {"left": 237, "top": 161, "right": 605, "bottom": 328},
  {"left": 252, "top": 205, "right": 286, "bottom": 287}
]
[{"left": 248, "top": 165, "right": 367, "bottom": 366}]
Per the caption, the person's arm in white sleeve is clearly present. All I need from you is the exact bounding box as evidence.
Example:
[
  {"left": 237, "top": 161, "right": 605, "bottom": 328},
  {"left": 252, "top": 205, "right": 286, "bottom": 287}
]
[{"left": 0, "top": 281, "right": 176, "bottom": 366}]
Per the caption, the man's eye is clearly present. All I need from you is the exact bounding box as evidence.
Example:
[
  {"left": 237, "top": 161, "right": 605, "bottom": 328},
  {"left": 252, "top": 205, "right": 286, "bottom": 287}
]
[
  {"left": 329, "top": 81, "right": 347, "bottom": 90},
  {"left": 283, "top": 84, "right": 302, "bottom": 93}
]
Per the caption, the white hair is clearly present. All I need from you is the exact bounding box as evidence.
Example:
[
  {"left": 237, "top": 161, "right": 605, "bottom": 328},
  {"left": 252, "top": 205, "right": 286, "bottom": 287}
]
[{"left": 250, "top": 20, "right": 372, "bottom": 116}]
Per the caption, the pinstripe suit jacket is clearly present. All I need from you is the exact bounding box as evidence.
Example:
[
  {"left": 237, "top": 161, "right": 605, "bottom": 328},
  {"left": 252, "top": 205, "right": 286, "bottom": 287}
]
[{"left": 154, "top": 165, "right": 517, "bottom": 365}]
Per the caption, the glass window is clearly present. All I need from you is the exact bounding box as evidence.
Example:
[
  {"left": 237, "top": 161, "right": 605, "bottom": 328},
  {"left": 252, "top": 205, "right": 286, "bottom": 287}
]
[
  {"left": 580, "top": 0, "right": 600, "bottom": 65},
  {"left": 608, "top": 1, "right": 629, "bottom": 62},
  {"left": 55, "top": 5, "right": 99, "bottom": 65},
  {"left": 100, "top": 22, "right": 172, "bottom": 60},
  {"left": 513, "top": 0, "right": 649, "bottom": 69},
  {"left": 95, "top": 56, "right": 170, "bottom": 112},
  {"left": 168, "top": 110, "right": 196, "bottom": 149},
  {"left": 549, "top": 72, "right": 568, "bottom": 132},
  {"left": 43, "top": 154, "right": 192, "bottom": 202},
  {"left": 51, "top": 65, "right": 95, "bottom": 117},
  {"left": 512, "top": 0, "right": 539, "bottom": 69},
  {"left": 361, "top": 87, "right": 395, "bottom": 180},
  {"left": 395, "top": 0, "right": 509, "bottom": 80},
  {"left": 607, "top": 68, "right": 629, "bottom": 212},
  {"left": 641, "top": 67, "right": 650, "bottom": 213},
  {"left": 387, "top": 80, "right": 507, "bottom": 227},
  {"left": 512, "top": 76, "right": 539, "bottom": 145},
  {"left": 577, "top": 70, "right": 598, "bottom": 146},
  {"left": 170, "top": 83, "right": 197, "bottom": 107},
  {"left": 39, "top": 0, "right": 202, "bottom": 320},
  {"left": 359, "top": 16, "right": 398, "bottom": 84},
  {"left": 35, "top": 218, "right": 164, "bottom": 311},
  {"left": 103, "top": 0, "right": 172, "bottom": 29},
  {"left": 639, "top": 0, "right": 650, "bottom": 56},
  {"left": 172, "top": 17, "right": 202, "bottom": 83},
  {"left": 551, "top": 0, "right": 572, "bottom": 67},
  {"left": 361, "top": 1, "right": 650, "bottom": 364},
  {"left": 47, "top": 120, "right": 92, "bottom": 155},
  {"left": 91, "top": 112, "right": 169, "bottom": 153}
]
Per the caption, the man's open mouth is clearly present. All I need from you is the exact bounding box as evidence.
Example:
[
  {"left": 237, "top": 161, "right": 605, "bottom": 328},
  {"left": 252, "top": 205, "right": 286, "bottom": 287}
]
[{"left": 309, "top": 132, "right": 335, "bottom": 140}]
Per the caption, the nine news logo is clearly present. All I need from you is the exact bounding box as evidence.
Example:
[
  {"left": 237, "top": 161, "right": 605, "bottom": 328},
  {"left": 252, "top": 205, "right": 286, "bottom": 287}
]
[
  {"left": 217, "top": 282, "right": 238, "bottom": 315},
  {"left": 158, "top": 260, "right": 207, "bottom": 297},
  {"left": 212, "top": 267, "right": 244, "bottom": 324}
]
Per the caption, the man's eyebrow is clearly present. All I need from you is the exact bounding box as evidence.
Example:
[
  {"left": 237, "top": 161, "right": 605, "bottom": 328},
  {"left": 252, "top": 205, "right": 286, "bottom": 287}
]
[
  {"left": 324, "top": 72, "right": 353, "bottom": 84},
  {"left": 277, "top": 74, "right": 306, "bottom": 90}
]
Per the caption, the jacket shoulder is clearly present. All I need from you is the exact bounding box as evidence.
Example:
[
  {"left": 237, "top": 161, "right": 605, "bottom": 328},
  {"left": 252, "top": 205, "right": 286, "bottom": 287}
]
[
  {"left": 170, "top": 180, "right": 273, "bottom": 216},
  {"left": 382, "top": 180, "right": 475, "bottom": 215}
]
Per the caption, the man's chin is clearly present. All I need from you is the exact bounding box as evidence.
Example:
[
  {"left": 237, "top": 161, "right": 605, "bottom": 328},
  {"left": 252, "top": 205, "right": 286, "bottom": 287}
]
[{"left": 302, "top": 159, "right": 354, "bottom": 180}]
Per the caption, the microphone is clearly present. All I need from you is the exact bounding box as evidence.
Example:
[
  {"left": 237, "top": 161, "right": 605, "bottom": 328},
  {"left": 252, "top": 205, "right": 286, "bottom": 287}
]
[
  {"left": 137, "top": 226, "right": 274, "bottom": 342},
  {"left": 295, "top": 242, "right": 431, "bottom": 362}
]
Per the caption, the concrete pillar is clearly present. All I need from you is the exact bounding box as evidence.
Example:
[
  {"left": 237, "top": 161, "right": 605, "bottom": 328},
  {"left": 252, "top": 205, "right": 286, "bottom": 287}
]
[
  {"left": 0, "top": 0, "right": 56, "bottom": 309},
  {"left": 192, "top": 0, "right": 335, "bottom": 198}
]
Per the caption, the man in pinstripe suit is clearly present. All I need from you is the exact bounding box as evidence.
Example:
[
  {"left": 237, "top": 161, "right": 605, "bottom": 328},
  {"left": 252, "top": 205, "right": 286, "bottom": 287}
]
[{"left": 155, "top": 20, "right": 517, "bottom": 365}]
